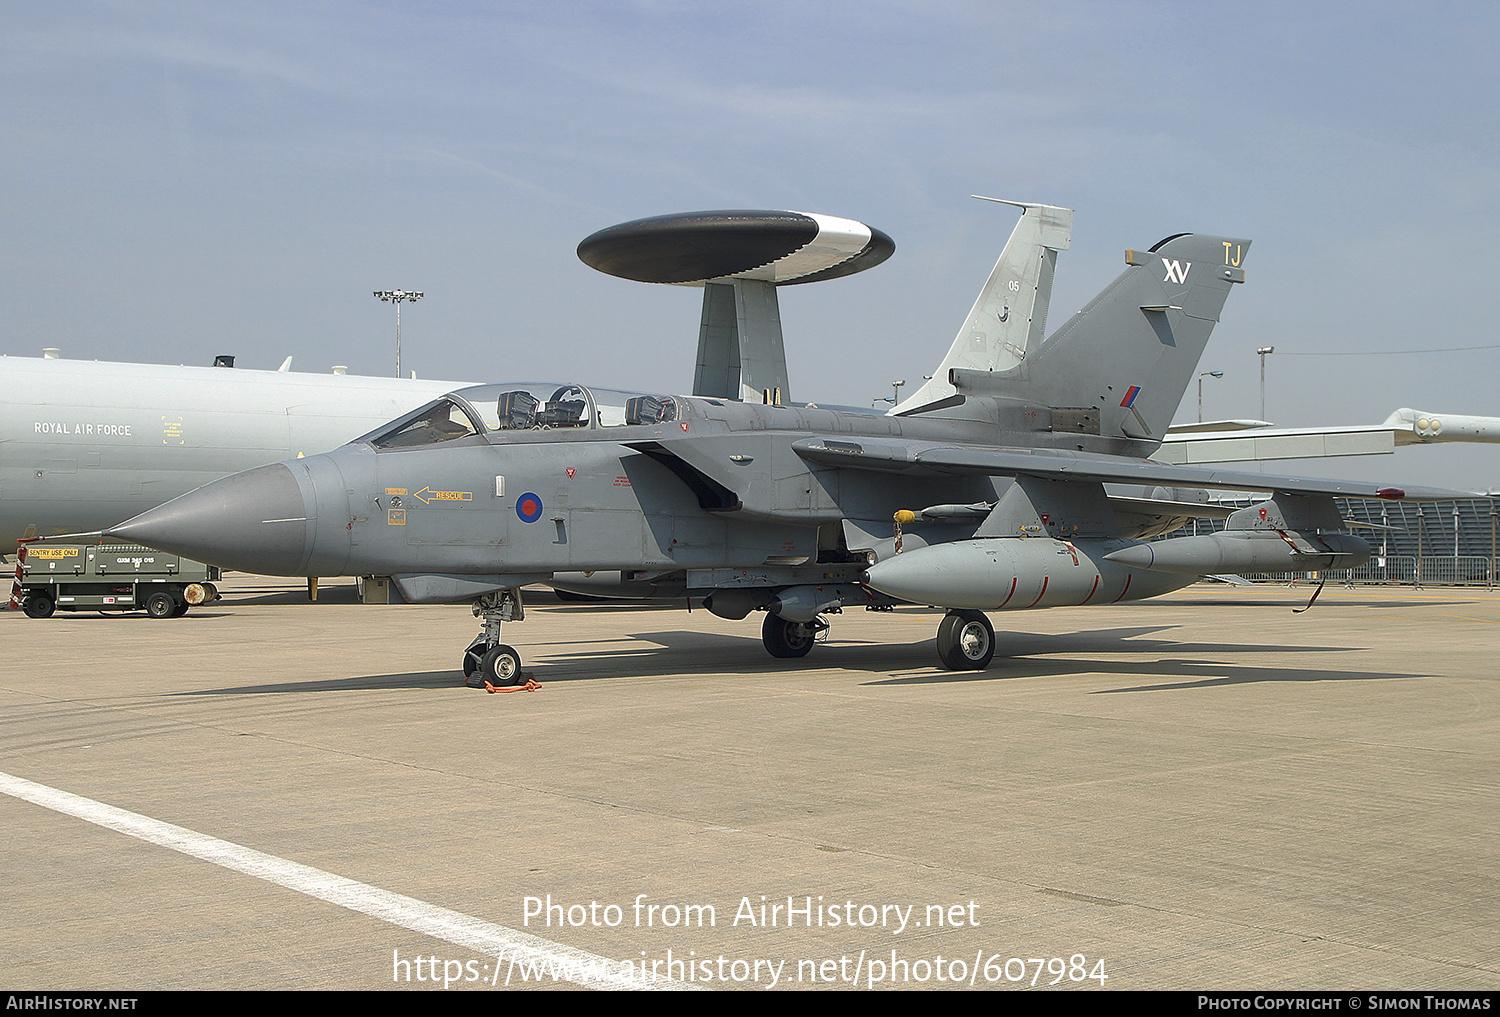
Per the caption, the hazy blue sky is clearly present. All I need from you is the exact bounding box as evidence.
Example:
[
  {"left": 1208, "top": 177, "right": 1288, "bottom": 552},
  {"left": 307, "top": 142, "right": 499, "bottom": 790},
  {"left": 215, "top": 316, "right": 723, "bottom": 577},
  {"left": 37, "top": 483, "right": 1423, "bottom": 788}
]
[{"left": 4, "top": 1, "right": 1497, "bottom": 487}]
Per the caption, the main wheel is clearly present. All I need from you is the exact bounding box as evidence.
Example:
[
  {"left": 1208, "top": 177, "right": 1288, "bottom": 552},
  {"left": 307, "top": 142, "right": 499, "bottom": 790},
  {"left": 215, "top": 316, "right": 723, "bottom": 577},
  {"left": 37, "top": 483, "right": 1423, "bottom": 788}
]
[
  {"left": 144, "top": 591, "right": 178, "bottom": 619},
  {"left": 23, "top": 594, "right": 55, "bottom": 619},
  {"left": 936, "top": 610, "right": 995, "bottom": 670},
  {"left": 761, "top": 613, "right": 821, "bottom": 659},
  {"left": 479, "top": 644, "right": 524, "bottom": 687}
]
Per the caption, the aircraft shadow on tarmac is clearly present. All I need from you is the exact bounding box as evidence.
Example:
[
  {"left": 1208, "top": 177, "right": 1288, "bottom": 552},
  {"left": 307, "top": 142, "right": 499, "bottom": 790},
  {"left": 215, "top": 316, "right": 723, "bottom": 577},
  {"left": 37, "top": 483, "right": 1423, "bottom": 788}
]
[
  {"left": 865, "top": 656, "right": 1420, "bottom": 693},
  {"left": 174, "top": 670, "right": 467, "bottom": 695},
  {"left": 174, "top": 623, "right": 1418, "bottom": 696},
  {"left": 838, "top": 624, "right": 1420, "bottom": 691}
]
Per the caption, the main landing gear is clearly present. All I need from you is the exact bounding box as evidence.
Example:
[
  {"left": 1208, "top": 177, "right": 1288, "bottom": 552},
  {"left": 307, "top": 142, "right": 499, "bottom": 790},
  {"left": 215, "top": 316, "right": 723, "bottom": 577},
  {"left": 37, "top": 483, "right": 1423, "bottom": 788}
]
[
  {"left": 761, "top": 612, "right": 829, "bottom": 658},
  {"left": 935, "top": 609, "right": 995, "bottom": 671},
  {"left": 462, "top": 589, "right": 528, "bottom": 689},
  {"left": 758, "top": 602, "right": 995, "bottom": 672}
]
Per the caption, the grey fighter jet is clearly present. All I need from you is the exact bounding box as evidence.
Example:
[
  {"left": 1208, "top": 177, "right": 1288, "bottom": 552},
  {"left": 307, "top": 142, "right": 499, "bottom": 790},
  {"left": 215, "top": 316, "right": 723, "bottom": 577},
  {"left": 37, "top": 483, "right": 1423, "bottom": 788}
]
[{"left": 104, "top": 225, "right": 1463, "bottom": 681}]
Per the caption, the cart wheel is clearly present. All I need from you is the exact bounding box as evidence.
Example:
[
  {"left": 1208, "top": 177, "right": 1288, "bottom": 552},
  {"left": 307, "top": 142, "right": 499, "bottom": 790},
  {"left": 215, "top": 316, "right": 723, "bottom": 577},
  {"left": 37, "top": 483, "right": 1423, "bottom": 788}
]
[
  {"left": 144, "top": 591, "right": 177, "bottom": 618},
  {"left": 23, "top": 594, "right": 56, "bottom": 619}
]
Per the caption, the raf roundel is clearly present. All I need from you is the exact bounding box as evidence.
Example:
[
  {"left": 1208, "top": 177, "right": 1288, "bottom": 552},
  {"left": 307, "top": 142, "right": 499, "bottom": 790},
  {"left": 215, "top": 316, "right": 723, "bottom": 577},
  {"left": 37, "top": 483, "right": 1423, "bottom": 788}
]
[
  {"left": 515, "top": 493, "right": 544, "bottom": 524},
  {"left": 576, "top": 209, "right": 894, "bottom": 286}
]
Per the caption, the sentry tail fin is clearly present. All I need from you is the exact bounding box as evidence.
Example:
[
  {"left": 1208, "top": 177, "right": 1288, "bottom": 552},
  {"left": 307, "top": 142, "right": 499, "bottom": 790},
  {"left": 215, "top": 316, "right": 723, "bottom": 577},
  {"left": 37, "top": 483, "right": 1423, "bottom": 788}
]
[
  {"left": 891, "top": 198, "right": 1073, "bottom": 415},
  {"left": 694, "top": 278, "right": 790, "bottom": 404}
]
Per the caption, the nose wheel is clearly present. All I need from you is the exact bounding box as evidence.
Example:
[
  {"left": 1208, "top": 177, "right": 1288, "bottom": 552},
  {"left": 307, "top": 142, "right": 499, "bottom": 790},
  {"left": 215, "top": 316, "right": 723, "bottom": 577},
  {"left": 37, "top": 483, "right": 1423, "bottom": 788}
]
[{"left": 463, "top": 642, "right": 524, "bottom": 688}]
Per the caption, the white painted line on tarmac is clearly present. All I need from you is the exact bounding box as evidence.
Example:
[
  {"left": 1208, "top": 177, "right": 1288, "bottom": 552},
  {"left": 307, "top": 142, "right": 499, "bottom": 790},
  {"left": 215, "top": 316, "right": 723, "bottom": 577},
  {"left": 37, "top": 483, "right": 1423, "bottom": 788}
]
[{"left": 1, "top": 769, "right": 695, "bottom": 990}]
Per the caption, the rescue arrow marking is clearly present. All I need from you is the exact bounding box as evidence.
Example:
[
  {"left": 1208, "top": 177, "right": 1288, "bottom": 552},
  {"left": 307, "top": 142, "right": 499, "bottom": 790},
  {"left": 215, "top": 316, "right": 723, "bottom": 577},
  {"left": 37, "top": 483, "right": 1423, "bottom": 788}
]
[{"left": 413, "top": 487, "right": 474, "bottom": 504}]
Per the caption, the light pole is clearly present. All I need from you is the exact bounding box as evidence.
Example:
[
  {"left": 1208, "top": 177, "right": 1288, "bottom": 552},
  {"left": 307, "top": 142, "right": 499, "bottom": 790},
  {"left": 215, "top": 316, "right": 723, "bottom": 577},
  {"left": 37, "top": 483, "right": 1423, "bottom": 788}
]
[
  {"left": 1197, "top": 370, "right": 1223, "bottom": 422},
  {"left": 1256, "top": 346, "right": 1275, "bottom": 420},
  {"left": 375, "top": 289, "right": 424, "bottom": 378}
]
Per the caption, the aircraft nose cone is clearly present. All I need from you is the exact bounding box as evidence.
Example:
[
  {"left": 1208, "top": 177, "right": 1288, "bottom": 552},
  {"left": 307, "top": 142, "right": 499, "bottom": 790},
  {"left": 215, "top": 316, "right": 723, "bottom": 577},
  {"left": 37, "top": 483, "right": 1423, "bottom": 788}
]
[{"left": 108, "top": 463, "right": 312, "bottom": 574}]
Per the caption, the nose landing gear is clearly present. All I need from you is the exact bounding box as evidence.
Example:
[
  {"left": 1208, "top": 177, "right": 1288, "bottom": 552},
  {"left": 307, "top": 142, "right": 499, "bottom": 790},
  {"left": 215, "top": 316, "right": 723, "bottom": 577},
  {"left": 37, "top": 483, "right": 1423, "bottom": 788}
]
[{"left": 462, "top": 589, "right": 531, "bottom": 689}]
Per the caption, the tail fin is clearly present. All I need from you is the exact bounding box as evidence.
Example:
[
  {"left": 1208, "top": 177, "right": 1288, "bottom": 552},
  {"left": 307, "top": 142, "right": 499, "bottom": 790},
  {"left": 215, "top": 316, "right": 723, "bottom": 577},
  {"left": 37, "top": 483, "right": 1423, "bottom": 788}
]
[
  {"left": 892, "top": 198, "right": 1073, "bottom": 415},
  {"left": 948, "top": 233, "right": 1249, "bottom": 445}
]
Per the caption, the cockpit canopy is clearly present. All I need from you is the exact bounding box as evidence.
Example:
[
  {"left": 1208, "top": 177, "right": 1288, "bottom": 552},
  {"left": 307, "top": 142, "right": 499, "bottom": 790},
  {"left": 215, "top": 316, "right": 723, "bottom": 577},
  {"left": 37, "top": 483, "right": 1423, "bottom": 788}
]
[{"left": 366, "top": 383, "right": 679, "bottom": 449}]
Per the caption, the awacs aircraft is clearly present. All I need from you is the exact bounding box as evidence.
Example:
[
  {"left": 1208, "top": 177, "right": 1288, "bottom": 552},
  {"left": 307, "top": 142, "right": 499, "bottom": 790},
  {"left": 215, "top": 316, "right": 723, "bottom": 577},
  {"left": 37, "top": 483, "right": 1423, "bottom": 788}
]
[
  {"left": 102, "top": 217, "right": 1466, "bottom": 682},
  {"left": 0, "top": 355, "right": 460, "bottom": 544},
  {"left": 1156, "top": 409, "right": 1500, "bottom": 465}
]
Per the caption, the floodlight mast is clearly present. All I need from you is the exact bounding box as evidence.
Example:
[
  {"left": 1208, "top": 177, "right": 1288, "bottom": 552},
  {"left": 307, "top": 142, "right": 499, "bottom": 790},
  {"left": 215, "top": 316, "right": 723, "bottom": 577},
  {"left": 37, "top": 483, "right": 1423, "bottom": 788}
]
[
  {"left": 375, "top": 289, "right": 424, "bottom": 378},
  {"left": 1257, "top": 346, "right": 1275, "bottom": 420},
  {"left": 1197, "top": 370, "right": 1223, "bottom": 422}
]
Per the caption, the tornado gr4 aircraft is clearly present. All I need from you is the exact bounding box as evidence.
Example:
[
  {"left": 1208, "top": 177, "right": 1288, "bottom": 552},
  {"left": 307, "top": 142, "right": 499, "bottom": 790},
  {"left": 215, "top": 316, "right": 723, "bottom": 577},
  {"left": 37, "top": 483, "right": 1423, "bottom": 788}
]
[{"left": 104, "top": 224, "right": 1465, "bottom": 682}]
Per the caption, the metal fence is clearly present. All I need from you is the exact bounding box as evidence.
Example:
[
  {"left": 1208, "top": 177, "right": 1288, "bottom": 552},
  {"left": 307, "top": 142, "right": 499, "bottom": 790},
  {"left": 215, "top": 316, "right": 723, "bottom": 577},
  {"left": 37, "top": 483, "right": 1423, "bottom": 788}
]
[
  {"left": 1242, "top": 555, "right": 1497, "bottom": 587},
  {"left": 1174, "top": 495, "right": 1500, "bottom": 587}
]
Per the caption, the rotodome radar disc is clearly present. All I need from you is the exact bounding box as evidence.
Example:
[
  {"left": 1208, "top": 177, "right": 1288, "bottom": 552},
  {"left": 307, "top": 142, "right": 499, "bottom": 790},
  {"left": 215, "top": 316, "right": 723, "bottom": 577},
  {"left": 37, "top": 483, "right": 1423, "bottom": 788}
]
[{"left": 577, "top": 209, "right": 894, "bottom": 286}]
